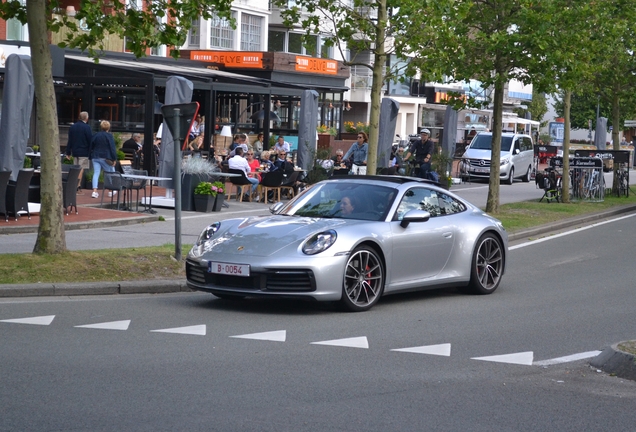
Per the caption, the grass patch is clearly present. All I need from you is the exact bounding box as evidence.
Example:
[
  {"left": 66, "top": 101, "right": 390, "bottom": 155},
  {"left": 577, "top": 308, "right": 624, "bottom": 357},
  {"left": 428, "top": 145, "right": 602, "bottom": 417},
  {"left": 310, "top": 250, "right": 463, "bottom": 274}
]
[
  {"left": 490, "top": 193, "right": 636, "bottom": 232},
  {"left": 618, "top": 341, "right": 636, "bottom": 356},
  {"left": 0, "top": 244, "right": 189, "bottom": 284}
]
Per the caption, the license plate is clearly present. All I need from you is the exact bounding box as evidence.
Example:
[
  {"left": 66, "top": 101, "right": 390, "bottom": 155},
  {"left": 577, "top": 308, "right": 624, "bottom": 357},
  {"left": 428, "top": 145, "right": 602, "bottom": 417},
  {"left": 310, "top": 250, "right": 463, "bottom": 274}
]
[
  {"left": 208, "top": 261, "right": 250, "bottom": 277},
  {"left": 473, "top": 168, "right": 489, "bottom": 174}
]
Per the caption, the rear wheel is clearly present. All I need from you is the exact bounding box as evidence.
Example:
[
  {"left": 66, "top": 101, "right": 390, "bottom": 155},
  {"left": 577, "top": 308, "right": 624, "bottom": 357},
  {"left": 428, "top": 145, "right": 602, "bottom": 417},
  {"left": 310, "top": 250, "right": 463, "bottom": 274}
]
[
  {"left": 340, "top": 246, "right": 384, "bottom": 312},
  {"left": 522, "top": 165, "right": 532, "bottom": 182},
  {"left": 465, "top": 233, "right": 504, "bottom": 295}
]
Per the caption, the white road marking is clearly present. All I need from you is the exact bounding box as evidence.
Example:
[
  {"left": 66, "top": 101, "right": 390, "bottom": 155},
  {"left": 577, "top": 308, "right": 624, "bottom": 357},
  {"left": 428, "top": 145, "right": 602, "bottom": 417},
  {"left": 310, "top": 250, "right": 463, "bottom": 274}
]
[
  {"left": 230, "top": 330, "right": 286, "bottom": 342},
  {"left": 0, "top": 315, "right": 55, "bottom": 325},
  {"left": 472, "top": 351, "right": 534, "bottom": 365},
  {"left": 75, "top": 320, "right": 131, "bottom": 331},
  {"left": 510, "top": 213, "right": 636, "bottom": 250},
  {"left": 391, "top": 343, "right": 451, "bottom": 356},
  {"left": 533, "top": 350, "right": 602, "bottom": 366},
  {"left": 150, "top": 324, "right": 206, "bottom": 335},
  {"left": 311, "top": 336, "right": 369, "bottom": 349}
]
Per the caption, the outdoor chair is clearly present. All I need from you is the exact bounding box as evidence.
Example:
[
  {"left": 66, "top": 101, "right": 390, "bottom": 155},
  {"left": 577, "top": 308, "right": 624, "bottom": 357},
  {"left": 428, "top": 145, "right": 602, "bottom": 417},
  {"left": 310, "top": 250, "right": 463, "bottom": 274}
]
[
  {"left": 126, "top": 169, "right": 148, "bottom": 212},
  {"left": 6, "top": 169, "right": 34, "bottom": 221},
  {"left": 259, "top": 170, "right": 284, "bottom": 203},
  {"left": 62, "top": 165, "right": 82, "bottom": 215},
  {"left": 227, "top": 168, "right": 255, "bottom": 202},
  {"left": 101, "top": 171, "right": 129, "bottom": 210},
  {"left": 0, "top": 170, "right": 11, "bottom": 222},
  {"left": 280, "top": 170, "right": 301, "bottom": 200}
]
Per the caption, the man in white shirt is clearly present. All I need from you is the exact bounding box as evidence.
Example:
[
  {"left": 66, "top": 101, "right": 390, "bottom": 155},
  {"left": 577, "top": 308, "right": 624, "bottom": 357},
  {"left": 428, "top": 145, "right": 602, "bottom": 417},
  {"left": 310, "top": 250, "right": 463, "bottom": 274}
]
[
  {"left": 273, "top": 136, "right": 291, "bottom": 153},
  {"left": 228, "top": 147, "right": 259, "bottom": 199}
]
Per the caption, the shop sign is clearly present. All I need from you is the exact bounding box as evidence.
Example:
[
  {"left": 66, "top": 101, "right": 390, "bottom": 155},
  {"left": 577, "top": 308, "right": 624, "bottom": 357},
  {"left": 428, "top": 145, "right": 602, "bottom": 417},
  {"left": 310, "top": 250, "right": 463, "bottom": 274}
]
[
  {"left": 295, "top": 56, "right": 337, "bottom": 75},
  {"left": 190, "top": 51, "right": 263, "bottom": 68}
]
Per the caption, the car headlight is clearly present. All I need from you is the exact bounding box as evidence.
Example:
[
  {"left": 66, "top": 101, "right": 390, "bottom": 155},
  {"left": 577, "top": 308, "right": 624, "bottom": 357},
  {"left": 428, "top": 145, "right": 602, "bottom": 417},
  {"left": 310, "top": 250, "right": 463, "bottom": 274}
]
[
  {"left": 500, "top": 157, "right": 510, "bottom": 166},
  {"left": 302, "top": 230, "right": 337, "bottom": 255},
  {"left": 196, "top": 222, "right": 221, "bottom": 246}
]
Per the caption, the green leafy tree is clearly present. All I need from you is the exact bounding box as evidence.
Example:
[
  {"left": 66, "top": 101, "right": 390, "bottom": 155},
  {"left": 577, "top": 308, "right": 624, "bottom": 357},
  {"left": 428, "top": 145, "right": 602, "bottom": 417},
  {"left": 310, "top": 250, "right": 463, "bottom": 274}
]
[
  {"left": 273, "top": 0, "right": 410, "bottom": 175},
  {"left": 513, "top": 89, "right": 548, "bottom": 128},
  {"left": 397, "top": 0, "right": 551, "bottom": 213},
  {"left": 0, "top": 0, "right": 233, "bottom": 254}
]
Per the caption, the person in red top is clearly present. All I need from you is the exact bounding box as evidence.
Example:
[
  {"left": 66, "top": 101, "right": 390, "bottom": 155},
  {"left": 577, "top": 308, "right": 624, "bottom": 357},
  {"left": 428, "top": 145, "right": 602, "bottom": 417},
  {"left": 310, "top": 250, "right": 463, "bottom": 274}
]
[{"left": 245, "top": 150, "right": 262, "bottom": 182}]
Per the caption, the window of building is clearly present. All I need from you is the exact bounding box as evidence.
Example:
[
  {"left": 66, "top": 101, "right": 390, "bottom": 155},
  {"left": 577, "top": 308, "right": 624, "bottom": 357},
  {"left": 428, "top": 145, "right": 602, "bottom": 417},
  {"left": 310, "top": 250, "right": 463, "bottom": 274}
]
[
  {"left": 240, "top": 14, "right": 262, "bottom": 50},
  {"left": 268, "top": 30, "right": 286, "bottom": 51},
  {"left": 6, "top": 0, "right": 27, "bottom": 41},
  {"left": 188, "top": 17, "right": 201, "bottom": 47},
  {"left": 288, "top": 33, "right": 303, "bottom": 54},
  {"left": 210, "top": 14, "right": 234, "bottom": 49},
  {"left": 151, "top": 14, "right": 167, "bottom": 56}
]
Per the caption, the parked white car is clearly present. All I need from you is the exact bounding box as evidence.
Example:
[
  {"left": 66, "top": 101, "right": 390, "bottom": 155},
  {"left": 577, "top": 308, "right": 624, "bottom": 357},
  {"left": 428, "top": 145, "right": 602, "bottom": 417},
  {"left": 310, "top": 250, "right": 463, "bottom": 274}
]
[{"left": 460, "top": 132, "right": 534, "bottom": 184}]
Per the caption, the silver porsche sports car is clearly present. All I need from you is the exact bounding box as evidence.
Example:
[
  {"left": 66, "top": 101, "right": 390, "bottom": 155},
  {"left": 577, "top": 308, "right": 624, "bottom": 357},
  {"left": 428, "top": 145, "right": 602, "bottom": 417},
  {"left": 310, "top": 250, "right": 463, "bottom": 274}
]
[{"left": 186, "top": 176, "right": 507, "bottom": 312}]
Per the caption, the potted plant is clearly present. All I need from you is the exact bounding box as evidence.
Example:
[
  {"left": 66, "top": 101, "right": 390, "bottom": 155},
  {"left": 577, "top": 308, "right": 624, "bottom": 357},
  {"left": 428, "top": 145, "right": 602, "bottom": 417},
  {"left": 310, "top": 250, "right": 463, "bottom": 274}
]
[
  {"left": 181, "top": 157, "right": 221, "bottom": 211},
  {"left": 193, "top": 180, "right": 225, "bottom": 212}
]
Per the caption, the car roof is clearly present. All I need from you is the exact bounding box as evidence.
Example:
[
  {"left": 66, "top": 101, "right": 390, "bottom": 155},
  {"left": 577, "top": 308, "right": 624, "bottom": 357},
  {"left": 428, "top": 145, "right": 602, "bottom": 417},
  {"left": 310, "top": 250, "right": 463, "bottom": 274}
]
[{"left": 326, "top": 175, "right": 441, "bottom": 187}]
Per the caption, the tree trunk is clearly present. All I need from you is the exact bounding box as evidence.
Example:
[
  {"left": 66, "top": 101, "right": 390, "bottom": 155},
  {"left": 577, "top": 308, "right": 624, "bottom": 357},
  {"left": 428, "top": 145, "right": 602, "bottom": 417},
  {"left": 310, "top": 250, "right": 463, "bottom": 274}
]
[
  {"left": 485, "top": 78, "right": 504, "bottom": 214},
  {"left": 561, "top": 90, "right": 571, "bottom": 203},
  {"left": 27, "top": 0, "right": 67, "bottom": 253},
  {"left": 366, "top": 0, "right": 387, "bottom": 176}
]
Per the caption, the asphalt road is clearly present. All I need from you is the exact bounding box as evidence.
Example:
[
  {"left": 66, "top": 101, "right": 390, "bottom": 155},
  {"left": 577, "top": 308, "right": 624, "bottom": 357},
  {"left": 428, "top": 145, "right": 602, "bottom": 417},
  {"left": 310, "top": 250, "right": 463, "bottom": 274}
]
[{"left": 1, "top": 215, "right": 636, "bottom": 431}]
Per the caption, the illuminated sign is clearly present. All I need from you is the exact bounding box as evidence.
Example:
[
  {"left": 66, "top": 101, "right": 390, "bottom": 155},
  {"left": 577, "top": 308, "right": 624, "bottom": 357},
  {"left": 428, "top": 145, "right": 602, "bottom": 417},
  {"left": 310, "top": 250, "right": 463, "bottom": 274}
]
[
  {"left": 190, "top": 51, "right": 263, "bottom": 68},
  {"left": 294, "top": 56, "right": 338, "bottom": 75}
]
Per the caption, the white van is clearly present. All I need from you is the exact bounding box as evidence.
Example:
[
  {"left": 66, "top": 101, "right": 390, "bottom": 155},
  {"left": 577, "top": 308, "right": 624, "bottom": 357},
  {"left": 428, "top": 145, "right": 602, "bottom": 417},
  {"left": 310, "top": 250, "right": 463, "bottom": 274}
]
[{"left": 460, "top": 132, "right": 534, "bottom": 184}]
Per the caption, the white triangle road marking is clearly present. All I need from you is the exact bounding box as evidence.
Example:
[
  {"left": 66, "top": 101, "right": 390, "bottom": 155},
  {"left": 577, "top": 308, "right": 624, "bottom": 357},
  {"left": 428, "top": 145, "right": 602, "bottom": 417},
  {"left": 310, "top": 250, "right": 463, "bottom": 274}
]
[
  {"left": 75, "top": 320, "right": 131, "bottom": 331},
  {"left": 471, "top": 351, "right": 534, "bottom": 365},
  {"left": 391, "top": 343, "right": 451, "bottom": 356},
  {"left": 150, "top": 325, "right": 206, "bottom": 336},
  {"left": 230, "top": 330, "right": 286, "bottom": 342},
  {"left": 533, "top": 350, "right": 602, "bottom": 366},
  {"left": 0, "top": 315, "right": 55, "bottom": 326},
  {"left": 311, "top": 336, "right": 369, "bottom": 349}
]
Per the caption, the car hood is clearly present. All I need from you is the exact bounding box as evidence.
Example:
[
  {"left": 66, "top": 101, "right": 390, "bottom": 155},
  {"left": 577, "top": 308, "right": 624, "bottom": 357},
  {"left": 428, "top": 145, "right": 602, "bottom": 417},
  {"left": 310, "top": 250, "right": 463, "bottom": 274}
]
[
  {"left": 463, "top": 148, "right": 511, "bottom": 161},
  {"left": 197, "top": 215, "right": 350, "bottom": 257}
]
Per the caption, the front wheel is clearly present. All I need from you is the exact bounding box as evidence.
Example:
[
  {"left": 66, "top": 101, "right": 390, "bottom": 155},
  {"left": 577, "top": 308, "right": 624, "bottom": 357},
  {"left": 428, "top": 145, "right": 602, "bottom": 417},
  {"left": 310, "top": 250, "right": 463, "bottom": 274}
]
[
  {"left": 465, "top": 233, "right": 504, "bottom": 295},
  {"left": 505, "top": 167, "right": 514, "bottom": 185},
  {"left": 522, "top": 165, "right": 532, "bottom": 182},
  {"left": 340, "top": 246, "right": 384, "bottom": 312}
]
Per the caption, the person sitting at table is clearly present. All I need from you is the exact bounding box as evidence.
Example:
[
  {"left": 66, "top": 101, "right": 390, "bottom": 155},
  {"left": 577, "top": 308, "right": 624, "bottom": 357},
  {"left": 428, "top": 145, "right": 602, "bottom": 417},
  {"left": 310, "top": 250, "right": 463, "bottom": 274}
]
[
  {"left": 274, "top": 150, "right": 294, "bottom": 176},
  {"left": 253, "top": 133, "right": 264, "bottom": 156},
  {"left": 245, "top": 149, "right": 262, "bottom": 182},
  {"left": 228, "top": 147, "right": 259, "bottom": 201},
  {"left": 188, "top": 134, "right": 204, "bottom": 156},
  {"left": 331, "top": 149, "right": 350, "bottom": 170},
  {"left": 273, "top": 135, "right": 291, "bottom": 154},
  {"left": 228, "top": 133, "right": 249, "bottom": 157},
  {"left": 229, "top": 134, "right": 240, "bottom": 152},
  {"left": 259, "top": 151, "right": 276, "bottom": 173}
]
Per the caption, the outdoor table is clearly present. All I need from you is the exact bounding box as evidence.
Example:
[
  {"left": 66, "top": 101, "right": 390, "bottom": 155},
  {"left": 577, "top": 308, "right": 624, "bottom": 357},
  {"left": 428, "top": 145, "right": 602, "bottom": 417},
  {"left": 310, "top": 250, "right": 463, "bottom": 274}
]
[{"left": 121, "top": 174, "right": 171, "bottom": 214}]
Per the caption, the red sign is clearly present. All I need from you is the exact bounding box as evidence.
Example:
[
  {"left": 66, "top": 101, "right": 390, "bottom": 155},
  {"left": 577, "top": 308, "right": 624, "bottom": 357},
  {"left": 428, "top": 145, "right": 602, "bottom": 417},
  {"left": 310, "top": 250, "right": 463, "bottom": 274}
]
[
  {"left": 295, "top": 56, "right": 338, "bottom": 75},
  {"left": 190, "top": 51, "right": 263, "bottom": 68}
]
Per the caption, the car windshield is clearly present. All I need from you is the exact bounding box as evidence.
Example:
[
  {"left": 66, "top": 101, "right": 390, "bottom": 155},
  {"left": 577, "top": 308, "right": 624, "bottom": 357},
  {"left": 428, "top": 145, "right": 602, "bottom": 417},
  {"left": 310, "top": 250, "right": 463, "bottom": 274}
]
[
  {"left": 279, "top": 182, "right": 397, "bottom": 221},
  {"left": 470, "top": 135, "right": 514, "bottom": 152}
]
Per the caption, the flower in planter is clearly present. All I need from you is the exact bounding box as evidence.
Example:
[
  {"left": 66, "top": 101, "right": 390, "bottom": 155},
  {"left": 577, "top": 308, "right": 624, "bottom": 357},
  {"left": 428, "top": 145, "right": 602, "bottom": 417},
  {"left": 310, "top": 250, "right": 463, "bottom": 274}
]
[
  {"left": 344, "top": 121, "right": 357, "bottom": 133},
  {"left": 210, "top": 181, "right": 224, "bottom": 197},
  {"left": 195, "top": 181, "right": 225, "bottom": 197}
]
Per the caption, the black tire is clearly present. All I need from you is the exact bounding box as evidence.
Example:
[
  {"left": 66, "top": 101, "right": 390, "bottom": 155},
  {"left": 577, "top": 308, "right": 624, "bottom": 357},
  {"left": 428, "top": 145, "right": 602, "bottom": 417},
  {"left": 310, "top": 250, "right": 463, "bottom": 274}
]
[
  {"left": 505, "top": 167, "right": 514, "bottom": 185},
  {"left": 522, "top": 165, "right": 531, "bottom": 182},
  {"left": 465, "top": 233, "right": 504, "bottom": 295},
  {"left": 340, "top": 245, "right": 384, "bottom": 312}
]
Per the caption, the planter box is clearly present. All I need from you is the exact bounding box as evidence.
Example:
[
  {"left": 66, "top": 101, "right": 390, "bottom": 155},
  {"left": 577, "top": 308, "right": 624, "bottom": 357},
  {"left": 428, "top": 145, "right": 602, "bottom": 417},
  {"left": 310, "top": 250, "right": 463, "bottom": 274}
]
[
  {"left": 194, "top": 194, "right": 215, "bottom": 212},
  {"left": 213, "top": 193, "right": 224, "bottom": 211},
  {"left": 317, "top": 133, "right": 334, "bottom": 150},
  {"left": 340, "top": 132, "right": 358, "bottom": 140},
  {"left": 182, "top": 173, "right": 209, "bottom": 211}
]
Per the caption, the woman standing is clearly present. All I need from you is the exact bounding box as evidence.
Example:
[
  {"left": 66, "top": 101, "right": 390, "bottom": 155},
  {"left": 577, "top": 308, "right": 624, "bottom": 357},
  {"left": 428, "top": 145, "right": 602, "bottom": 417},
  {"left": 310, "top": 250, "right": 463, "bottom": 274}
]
[{"left": 90, "top": 120, "right": 117, "bottom": 198}]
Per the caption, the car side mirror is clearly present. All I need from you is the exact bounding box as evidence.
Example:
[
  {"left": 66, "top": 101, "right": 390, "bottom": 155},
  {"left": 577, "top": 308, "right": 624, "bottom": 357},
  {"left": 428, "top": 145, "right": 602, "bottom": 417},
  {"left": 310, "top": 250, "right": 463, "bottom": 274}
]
[
  {"left": 269, "top": 201, "right": 285, "bottom": 214},
  {"left": 514, "top": 148, "right": 520, "bottom": 155},
  {"left": 400, "top": 209, "right": 431, "bottom": 228}
]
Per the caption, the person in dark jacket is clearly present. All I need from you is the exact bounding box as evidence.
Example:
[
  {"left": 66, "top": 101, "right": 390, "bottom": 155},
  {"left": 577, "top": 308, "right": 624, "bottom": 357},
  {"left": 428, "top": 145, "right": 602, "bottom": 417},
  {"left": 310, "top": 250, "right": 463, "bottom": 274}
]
[
  {"left": 89, "top": 120, "right": 117, "bottom": 198},
  {"left": 65, "top": 111, "right": 93, "bottom": 172}
]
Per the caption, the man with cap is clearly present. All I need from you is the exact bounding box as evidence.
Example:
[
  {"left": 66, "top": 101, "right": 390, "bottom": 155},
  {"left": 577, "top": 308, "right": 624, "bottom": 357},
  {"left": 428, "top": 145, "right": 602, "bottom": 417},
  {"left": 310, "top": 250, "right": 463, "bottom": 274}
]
[{"left": 404, "top": 128, "right": 434, "bottom": 179}]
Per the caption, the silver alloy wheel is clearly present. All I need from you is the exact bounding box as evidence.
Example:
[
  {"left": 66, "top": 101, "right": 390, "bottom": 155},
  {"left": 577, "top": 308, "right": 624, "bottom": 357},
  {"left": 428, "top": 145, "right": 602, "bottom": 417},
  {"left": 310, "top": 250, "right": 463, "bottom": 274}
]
[
  {"left": 468, "top": 234, "right": 504, "bottom": 294},
  {"left": 342, "top": 246, "right": 384, "bottom": 311}
]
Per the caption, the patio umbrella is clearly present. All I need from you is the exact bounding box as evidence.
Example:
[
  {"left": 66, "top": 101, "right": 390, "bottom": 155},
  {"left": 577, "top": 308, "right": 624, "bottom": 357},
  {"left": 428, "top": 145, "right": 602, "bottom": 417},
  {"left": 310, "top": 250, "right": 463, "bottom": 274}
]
[
  {"left": 250, "top": 109, "right": 282, "bottom": 123},
  {"left": 0, "top": 54, "right": 35, "bottom": 180},
  {"left": 594, "top": 117, "right": 607, "bottom": 150},
  {"left": 377, "top": 98, "right": 400, "bottom": 168},
  {"left": 296, "top": 90, "right": 319, "bottom": 171},
  {"left": 157, "top": 76, "right": 193, "bottom": 190}
]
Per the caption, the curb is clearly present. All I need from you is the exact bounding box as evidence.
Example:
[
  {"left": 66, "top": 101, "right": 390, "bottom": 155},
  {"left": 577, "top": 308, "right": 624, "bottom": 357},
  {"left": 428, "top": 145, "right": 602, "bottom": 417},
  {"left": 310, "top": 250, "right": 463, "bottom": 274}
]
[
  {"left": 0, "top": 214, "right": 159, "bottom": 235},
  {"left": 0, "top": 279, "right": 190, "bottom": 298},
  {"left": 507, "top": 203, "right": 636, "bottom": 241},
  {"left": 589, "top": 342, "right": 636, "bottom": 381}
]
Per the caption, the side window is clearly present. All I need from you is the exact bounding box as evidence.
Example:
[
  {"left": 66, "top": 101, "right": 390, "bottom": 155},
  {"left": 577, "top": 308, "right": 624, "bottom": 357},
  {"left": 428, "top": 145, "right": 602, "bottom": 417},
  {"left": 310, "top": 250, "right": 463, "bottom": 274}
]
[
  {"left": 526, "top": 137, "right": 534, "bottom": 151},
  {"left": 436, "top": 192, "right": 467, "bottom": 215},
  {"left": 395, "top": 187, "right": 440, "bottom": 220}
]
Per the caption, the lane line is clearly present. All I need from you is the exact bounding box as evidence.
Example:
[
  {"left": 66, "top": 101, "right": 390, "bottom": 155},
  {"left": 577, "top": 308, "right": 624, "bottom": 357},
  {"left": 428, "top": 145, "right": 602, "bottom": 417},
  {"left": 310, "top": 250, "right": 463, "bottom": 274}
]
[
  {"left": 510, "top": 213, "right": 636, "bottom": 250},
  {"left": 534, "top": 350, "right": 602, "bottom": 366}
]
